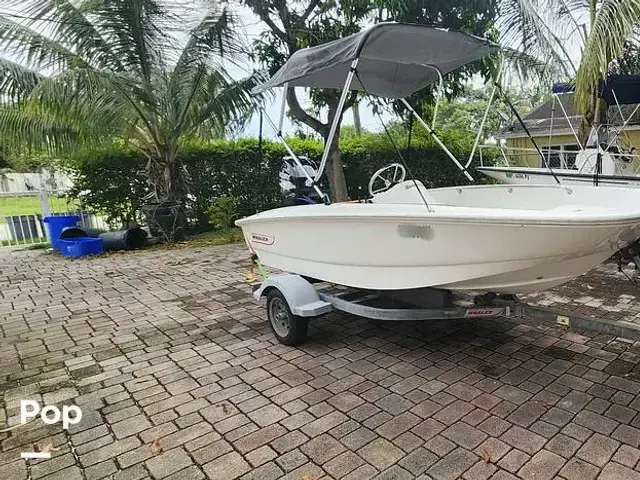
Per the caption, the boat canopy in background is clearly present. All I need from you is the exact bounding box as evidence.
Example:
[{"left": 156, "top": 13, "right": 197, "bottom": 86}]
[
  {"left": 552, "top": 75, "right": 640, "bottom": 106},
  {"left": 251, "top": 23, "right": 500, "bottom": 98}
]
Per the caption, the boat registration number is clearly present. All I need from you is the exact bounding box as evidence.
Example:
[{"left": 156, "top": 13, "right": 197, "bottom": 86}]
[{"left": 464, "top": 307, "right": 503, "bottom": 318}]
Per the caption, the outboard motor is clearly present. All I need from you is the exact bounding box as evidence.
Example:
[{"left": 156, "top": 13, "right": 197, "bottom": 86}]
[{"left": 279, "top": 156, "right": 322, "bottom": 206}]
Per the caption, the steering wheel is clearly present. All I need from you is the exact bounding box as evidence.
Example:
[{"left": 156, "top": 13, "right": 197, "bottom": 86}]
[{"left": 368, "top": 163, "right": 407, "bottom": 196}]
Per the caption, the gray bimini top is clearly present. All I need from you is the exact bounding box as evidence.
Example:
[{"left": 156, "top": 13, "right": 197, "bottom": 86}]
[{"left": 252, "top": 22, "right": 500, "bottom": 99}]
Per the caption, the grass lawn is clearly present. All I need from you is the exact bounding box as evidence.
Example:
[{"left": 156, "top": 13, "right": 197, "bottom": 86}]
[
  {"left": 149, "top": 228, "right": 245, "bottom": 250},
  {"left": 0, "top": 196, "right": 77, "bottom": 222}
]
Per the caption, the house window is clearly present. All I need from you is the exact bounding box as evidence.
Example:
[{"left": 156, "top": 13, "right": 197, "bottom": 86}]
[{"left": 540, "top": 144, "right": 579, "bottom": 169}]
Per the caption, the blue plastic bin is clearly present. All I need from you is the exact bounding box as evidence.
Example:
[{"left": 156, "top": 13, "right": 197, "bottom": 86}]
[
  {"left": 57, "top": 237, "right": 104, "bottom": 258},
  {"left": 43, "top": 215, "right": 79, "bottom": 251}
]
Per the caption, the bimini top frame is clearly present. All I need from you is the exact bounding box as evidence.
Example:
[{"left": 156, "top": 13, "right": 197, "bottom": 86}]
[{"left": 252, "top": 22, "right": 500, "bottom": 201}]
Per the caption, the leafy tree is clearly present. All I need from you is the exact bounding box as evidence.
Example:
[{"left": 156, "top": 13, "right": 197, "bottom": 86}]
[
  {"left": 0, "top": 0, "right": 258, "bottom": 208},
  {"left": 499, "top": 0, "right": 640, "bottom": 138},
  {"left": 240, "top": 0, "right": 499, "bottom": 201},
  {"left": 611, "top": 33, "right": 640, "bottom": 75}
]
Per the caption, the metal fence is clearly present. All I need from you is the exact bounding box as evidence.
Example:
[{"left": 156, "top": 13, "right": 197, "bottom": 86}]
[{"left": 0, "top": 189, "right": 109, "bottom": 248}]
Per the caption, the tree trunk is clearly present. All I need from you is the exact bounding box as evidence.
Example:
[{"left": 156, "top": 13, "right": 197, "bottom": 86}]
[
  {"left": 324, "top": 124, "right": 349, "bottom": 202},
  {"left": 144, "top": 152, "right": 188, "bottom": 242}
]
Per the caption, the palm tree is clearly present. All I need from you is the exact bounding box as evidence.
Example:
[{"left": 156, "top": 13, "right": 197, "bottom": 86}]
[
  {"left": 0, "top": 0, "right": 258, "bottom": 207},
  {"left": 500, "top": 0, "right": 640, "bottom": 135}
]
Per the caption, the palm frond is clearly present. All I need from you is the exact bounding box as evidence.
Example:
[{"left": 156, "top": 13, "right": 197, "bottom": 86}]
[
  {"left": 79, "top": 0, "right": 174, "bottom": 80},
  {"left": 575, "top": 0, "right": 640, "bottom": 114},
  {"left": 26, "top": 68, "right": 134, "bottom": 136},
  {"left": 497, "top": 46, "right": 561, "bottom": 88},
  {"left": 185, "top": 71, "right": 259, "bottom": 136},
  {"left": 0, "top": 57, "right": 43, "bottom": 103},
  {"left": 0, "top": 15, "right": 87, "bottom": 72},
  {"left": 166, "top": 5, "right": 252, "bottom": 139},
  {"left": 498, "top": 0, "right": 578, "bottom": 79},
  {"left": 5, "top": 0, "right": 124, "bottom": 70},
  {"left": 0, "top": 105, "right": 79, "bottom": 153}
]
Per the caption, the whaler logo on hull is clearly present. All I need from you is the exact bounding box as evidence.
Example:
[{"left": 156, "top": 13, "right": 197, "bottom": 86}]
[
  {"left": 465, "top": 307, "right": 503, "bottom": 318},
  {"left": 251, "top": 233, "right": 274, "bottom": 245}
]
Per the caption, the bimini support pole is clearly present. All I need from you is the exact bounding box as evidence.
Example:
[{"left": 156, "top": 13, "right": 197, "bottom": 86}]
[
  {"left": 401, "top": 98, "right": 475, "bottom": 182},
  {"left": 465, "top": 83, "right": 497, "bottom": 169},
  {"left": 315, "top": 59, "right": 359, "bottom": 184},
  {"left": 257, "top": 100, "right": 327, "bottom": 202},
  {"left": 430, "top": 67, "right": 444, "bottom": 126},
  {"left": 555, "top": 93, "right": 583, "bottom": 149},
  {"left": 278, "top": 83, "right": 288, "bottom": 134}
]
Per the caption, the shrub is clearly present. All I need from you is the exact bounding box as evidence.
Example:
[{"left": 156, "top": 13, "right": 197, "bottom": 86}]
[
  {"left": 60, "top": 135, "right": 496, "bottom": 231},
  {"left": 61, "top": 147, "right": 148, "bottom": 228},
  {"left": 208, "top": 195, "right": 241, "bottom": 230}
]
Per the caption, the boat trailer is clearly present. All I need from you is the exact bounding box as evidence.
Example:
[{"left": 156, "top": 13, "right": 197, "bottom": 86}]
[
  {"left": 251, "top": 274, "right": 514, "bottom": 345},
  {"left": 250, "top": 273, "right": 640, "bottom": 346}
]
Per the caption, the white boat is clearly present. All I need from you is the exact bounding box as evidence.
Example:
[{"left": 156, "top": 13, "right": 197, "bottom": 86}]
[
  {"left": 476, "top": 77, "right": 640, "bottom": 188},
  {"left": 236, "top": 23, "right": 640, "bottom": 295},
  {"left": 478, "top": 147, "right": 640, "bottom": 188}
]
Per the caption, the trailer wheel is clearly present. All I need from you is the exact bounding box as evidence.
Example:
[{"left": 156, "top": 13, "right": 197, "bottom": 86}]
[{"left": 266, "top": 289, "right": 308, "bottom": 346}]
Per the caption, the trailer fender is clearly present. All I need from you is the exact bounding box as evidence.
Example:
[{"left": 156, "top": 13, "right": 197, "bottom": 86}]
[{"left": 253, "top": 274, "right": 333, "bottom": 317}]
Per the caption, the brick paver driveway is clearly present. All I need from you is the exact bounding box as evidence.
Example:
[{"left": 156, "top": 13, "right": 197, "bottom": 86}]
[{"left": 2, "top": 244, "right": 640, "bottom": 480}]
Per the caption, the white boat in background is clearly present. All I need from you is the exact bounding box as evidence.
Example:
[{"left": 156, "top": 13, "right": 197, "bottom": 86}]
[
  {"left": 476, "top": 76, "right": 640, "bottom": 188},
  {"left": 477, "top": 146, "right": 640, "bottom": 188},
  {"left": 236, "top": 23, "right": 640, "bottom": 296}
]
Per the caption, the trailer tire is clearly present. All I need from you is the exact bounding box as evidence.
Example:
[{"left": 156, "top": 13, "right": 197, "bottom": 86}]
[{"left": 266, "top": 289, "right": 309, "bottom": 346}]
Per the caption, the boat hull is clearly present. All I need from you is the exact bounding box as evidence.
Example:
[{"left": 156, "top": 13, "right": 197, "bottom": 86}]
[
  {"left": 237, "top": 185, "right": 640, "bottom": 294},
  {"left": 477, "top": 166, "right": 640, "bottom": 188}
]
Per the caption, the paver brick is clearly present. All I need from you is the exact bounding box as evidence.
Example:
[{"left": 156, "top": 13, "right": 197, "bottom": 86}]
[
  {"left": 358, "top": 437, "right": 404, "bottom": 470},
  {"left": 245, "top": 445, "right": 278, "bottom": 467},
  {"left": 203, "top": 451, "right": 251, "bottom": 480},
  {"left": 145, "top": 448, "right": 192, "bottom": 479},
  {"left": 500, "top": 425, "right": 545, "bottom": 454},
  {"left": 545, "top": 433, "right": 581, "bottom": 458},
  {"left": 270, "top": 430, "right": 308, "bottom": 454},
  {"left": 442, "top": 421, "right": 487, "bottom": 449},
  {"left": 375, "top": 411, "right": 421, "bottom": 440},
  {"left": 239, "top": 461, "right": 283, "bottom": 480},
  {"left": 558, "top": 458, "right": 600, "bottom": 480},
  {"left": 374, "top": 393, "right": 414, "bottom": 414},
  {"left": 301, "top": 410, "right": 347, "bottom": 437},
  {"left": 611, "top": 444, "right": 640, "bottom": 469},
  {"left": 576, "top": 432, "right": 620, "bottom": 467},
  {"left": 300, "top": 433, "right": 345, "bottom": 464},
  {"left": 574, "top": 410, "right": 619, "bottom": 435},
  {"left": 462, "top": 460, "right": 497, "bottom": 480},
  {"left": 518, "top": 449, "right": 565, "bottom": 480},
  {"left": 424, "top": 435, "right": 457, "bottom": 456},
  {"left": 233, "top": 424, "right": 287, "bottom": 454},
  {"left": 323, "top": 451, "right": 365, "bottom": 478},
  {"left": 598, "top": 461, "right": 640, "bottom": 480},
  {"left": 426, "top": 446, "right": 477, "bottom": 480},
  {"left": 247, "top": 404, "right": 288, "bottom": 427},
  {"left": 275, "top": 449, "right": 308, "bottom": 472},
  {"left": 498, "top": 449, "right": 530, "bottom": 473},
  {"left": 111, "top": 414, "right": 152, "bottom": 439},
  {"left": 398, "top": 447, "right": 438, "bottom": 475}
]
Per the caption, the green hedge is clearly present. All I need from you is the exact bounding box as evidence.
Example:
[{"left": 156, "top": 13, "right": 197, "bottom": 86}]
[{"left": 62, "top": 134, "right": 493, "bottom": 230}]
